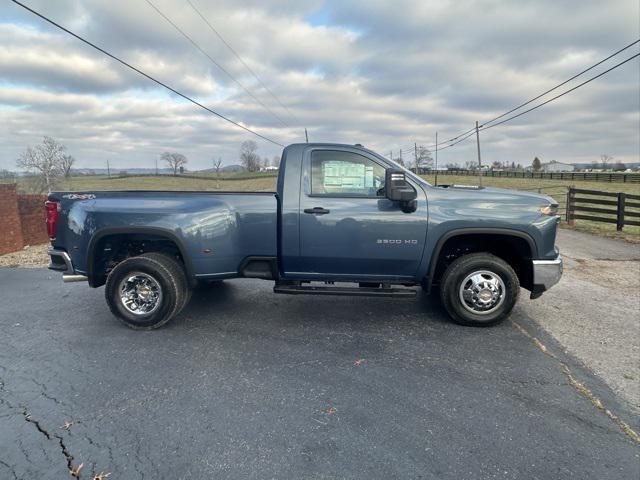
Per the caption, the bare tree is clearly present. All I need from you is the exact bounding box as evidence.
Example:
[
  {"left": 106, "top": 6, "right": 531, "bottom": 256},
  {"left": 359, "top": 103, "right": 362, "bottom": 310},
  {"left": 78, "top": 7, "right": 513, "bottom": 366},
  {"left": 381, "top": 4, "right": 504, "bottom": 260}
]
[
  {"left": 61, "top": 154, "right": 75, "bottom": 178},
  {"left": 600, "top": 154, "right": 613, "bottom": 168},
  {"left": 213, "top": 157, "right": 223, "bottom": 176},
  {"left": 161, "top": 152, "right": 188, "bottom": 176},
  {"left": 271, "top": 155, "right": 281, "bottom": 168},
  {"left": 213, "top": 157, "right": 223, "bottom": 188},
  {"left": 413, "top": 145, "right": 433, "bottom": 173},
  {"left": 16, "top": 136, "right": 66, "bottom": 192},
  {"left": 240, "top": 140, "right": 260, "bottom": 172}
]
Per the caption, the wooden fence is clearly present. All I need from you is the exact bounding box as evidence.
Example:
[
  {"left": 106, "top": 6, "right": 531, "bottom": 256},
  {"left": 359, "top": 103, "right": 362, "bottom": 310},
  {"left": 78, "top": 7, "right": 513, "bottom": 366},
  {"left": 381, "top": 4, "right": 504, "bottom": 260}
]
[
  {"left": 431, "top": 169, "right": 640, "bottom": 183},
  {"left": 566, "top": 188, "right": 640, "bottom": 231}
]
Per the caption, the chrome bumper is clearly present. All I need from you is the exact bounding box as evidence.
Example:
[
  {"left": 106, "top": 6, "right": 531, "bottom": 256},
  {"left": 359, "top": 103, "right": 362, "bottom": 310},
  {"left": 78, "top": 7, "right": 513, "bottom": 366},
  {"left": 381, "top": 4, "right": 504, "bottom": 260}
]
[
  {"left": 48, "top": 248, "right": 88, "bottom": 283},
  {"left": 532, "top": 255, "right": 563, "bottom": 291}
]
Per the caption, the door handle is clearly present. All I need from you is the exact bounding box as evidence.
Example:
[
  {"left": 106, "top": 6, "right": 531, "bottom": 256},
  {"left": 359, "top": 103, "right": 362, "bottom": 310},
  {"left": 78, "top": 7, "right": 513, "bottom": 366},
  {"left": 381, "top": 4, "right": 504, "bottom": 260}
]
[{"left": 304, "top": 207, "right": 330, "bottom": 215}]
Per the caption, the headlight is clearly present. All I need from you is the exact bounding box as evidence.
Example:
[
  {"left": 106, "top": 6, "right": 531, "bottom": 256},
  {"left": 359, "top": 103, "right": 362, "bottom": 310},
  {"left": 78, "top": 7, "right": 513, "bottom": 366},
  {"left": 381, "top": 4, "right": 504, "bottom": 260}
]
[{"left": 539, "top": 204, "right": 558, "bottom": 216}]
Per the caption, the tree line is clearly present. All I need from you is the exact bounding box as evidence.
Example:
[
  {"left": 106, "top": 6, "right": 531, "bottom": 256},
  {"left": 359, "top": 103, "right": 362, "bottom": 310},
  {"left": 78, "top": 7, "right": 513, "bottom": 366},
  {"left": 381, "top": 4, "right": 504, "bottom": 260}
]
[
  {"left": 9, "top": 137, "right": 282, "bottom": 193},
  {"left": 9, "top": 137, "right": 622, "bottom": 193}
]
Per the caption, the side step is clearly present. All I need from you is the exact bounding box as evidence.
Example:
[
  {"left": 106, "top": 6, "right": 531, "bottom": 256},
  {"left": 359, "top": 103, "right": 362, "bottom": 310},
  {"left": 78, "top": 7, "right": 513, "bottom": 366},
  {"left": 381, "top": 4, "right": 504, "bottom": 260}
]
[{"left": 274, "top": 284, "right": 417, "bottom": 298}]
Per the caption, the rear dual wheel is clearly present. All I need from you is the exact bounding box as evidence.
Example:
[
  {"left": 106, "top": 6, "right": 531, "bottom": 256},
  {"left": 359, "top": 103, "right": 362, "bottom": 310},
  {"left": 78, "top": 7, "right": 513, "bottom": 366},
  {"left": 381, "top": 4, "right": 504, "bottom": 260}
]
[
  {"left": 439, "top": 253, "right": 519, "bottom": 326},
  {"left": 105, "top": 252, "right": 191, "bottom": 330}
]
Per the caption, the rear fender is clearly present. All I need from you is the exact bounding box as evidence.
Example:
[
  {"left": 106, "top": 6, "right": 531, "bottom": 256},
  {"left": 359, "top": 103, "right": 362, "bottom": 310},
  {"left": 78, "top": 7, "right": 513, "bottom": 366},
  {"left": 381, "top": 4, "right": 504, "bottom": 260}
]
[{"left": 87, "top": 227, "right": 194, "bottom": 287}]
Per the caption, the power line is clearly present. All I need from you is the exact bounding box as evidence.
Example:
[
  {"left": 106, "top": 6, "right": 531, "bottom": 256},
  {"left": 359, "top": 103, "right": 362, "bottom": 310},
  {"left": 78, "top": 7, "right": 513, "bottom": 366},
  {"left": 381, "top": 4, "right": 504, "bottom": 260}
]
[
  {"left": 430, "top": 51, "right": 639, "bottom": 159},
  {"left": 479, "top": 39, "right": 640, "bottom": 129},
  {"left": 144, "top": 0, "right": 291, "bottom": 129},
  {"left": 186, "top": 0, "right": 301, "bottom": 126},
  {"left": 480, "top": 52, "right": 639, "bottom": 131},
  {"left": 10, "top": 0, "right": 285, "bottom": 147},
  {"left": 435, "top": 53, "right": 638, "bottom": 150},
  {"left": 396, "top": 41, "right": 639, "bottom": 159},
  {"left": 429, "top": 39, "right": 640, "bottom": 148},
  {"left": 439, "top": 130, "right": 476, "bottom": 150}
]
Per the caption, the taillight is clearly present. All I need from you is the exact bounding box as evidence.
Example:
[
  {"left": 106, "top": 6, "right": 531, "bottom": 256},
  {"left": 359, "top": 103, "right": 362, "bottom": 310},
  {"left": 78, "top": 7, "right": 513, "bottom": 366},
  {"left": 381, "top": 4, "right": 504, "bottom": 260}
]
[{"left": 45, "top": 201, "right": 60, "bottom": 239}]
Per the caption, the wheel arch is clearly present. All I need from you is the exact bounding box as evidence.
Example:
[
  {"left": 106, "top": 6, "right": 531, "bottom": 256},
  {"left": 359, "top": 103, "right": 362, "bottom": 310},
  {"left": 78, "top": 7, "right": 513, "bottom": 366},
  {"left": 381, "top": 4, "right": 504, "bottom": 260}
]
[
  {"left": 426, "top": 228, "right": 537, "bottom": 292},
  {"left": 87, "top": 227, "right": 194, "bottom": 287}
]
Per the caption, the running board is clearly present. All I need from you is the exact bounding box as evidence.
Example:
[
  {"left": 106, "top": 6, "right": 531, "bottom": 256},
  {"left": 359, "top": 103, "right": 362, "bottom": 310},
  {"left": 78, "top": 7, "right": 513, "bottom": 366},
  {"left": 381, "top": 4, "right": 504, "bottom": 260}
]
[{"left": 273, "top": 284, "right": 417, "bottom": 298}]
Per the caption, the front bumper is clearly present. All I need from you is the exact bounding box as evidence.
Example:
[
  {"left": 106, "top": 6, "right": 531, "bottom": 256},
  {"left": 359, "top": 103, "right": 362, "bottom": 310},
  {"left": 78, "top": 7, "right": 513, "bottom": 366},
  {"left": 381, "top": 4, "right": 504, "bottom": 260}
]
[{"left": 530, "top": 255, "right": 563, "bottom": 298}]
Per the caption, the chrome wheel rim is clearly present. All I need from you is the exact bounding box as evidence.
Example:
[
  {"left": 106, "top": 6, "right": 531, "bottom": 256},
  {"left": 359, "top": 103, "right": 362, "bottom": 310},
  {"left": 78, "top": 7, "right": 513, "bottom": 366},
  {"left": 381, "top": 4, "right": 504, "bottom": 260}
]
[
  {"left": 458, "top": 270, "right": 505, "bottom": 315},
  {"left": 118, "top": 272, "right": 163, "bottom": 316}
]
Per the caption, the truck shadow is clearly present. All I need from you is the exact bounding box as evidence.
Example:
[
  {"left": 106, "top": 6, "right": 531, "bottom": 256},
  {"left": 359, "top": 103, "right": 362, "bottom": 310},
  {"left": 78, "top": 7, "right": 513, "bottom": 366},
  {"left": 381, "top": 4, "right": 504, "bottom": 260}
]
[{"left": 175, "top": 279, "right": 454, "bottom": 331}]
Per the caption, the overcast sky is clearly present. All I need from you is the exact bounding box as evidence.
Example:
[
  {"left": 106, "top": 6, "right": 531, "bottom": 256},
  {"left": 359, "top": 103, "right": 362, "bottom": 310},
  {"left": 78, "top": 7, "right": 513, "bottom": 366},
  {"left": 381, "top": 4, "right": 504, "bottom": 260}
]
[{"left": 1, "top": 0, "right": 638, "bottom": 170}]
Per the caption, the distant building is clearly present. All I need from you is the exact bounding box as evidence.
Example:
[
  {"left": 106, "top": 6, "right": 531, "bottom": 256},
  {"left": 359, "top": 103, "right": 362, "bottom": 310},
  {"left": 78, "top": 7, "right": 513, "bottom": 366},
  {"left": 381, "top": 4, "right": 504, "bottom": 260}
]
[
  {"left": 262, "top": 165, "right": 279, "bottom": 171},
  {"left": 540, "top": 161, "right": 575, "bottom": 173}
]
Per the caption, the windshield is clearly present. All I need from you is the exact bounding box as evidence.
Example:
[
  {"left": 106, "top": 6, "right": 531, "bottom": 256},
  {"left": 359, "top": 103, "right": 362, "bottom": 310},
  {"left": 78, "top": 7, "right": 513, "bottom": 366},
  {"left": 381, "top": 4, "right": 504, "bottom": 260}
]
[{"left": 377, "top": 155, "right": 431, "bottom": 187}]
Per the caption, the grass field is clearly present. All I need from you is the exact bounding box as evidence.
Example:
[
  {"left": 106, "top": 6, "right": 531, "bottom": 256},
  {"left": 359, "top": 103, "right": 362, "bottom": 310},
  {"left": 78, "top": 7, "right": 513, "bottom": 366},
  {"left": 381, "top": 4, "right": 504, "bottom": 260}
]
[
  {"left": 6, "top": 170, "right": 639, "bottom": 242},
  {"left": 6, "top": 171, "right": 279, "bottom": 194}
]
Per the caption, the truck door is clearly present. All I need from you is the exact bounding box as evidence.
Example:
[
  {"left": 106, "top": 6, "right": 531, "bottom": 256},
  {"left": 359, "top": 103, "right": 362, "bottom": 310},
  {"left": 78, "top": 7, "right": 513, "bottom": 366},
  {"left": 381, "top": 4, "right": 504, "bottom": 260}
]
[{"left": 293, "top": 147, "right": 427, "bottom": 280}]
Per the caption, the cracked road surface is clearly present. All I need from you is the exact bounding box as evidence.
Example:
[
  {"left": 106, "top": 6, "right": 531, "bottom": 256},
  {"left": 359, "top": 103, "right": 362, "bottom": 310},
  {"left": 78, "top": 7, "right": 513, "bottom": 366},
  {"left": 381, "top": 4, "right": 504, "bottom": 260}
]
[{"left": 1, "top": 268, "right": 638, "bottom": 479}]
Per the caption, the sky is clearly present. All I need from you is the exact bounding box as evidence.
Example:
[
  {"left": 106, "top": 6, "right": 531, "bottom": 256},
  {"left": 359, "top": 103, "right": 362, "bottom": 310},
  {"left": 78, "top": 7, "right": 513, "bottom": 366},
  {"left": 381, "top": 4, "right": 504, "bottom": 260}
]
[{"left": 0, "top": 0, "right": 638, "bottom": 171}]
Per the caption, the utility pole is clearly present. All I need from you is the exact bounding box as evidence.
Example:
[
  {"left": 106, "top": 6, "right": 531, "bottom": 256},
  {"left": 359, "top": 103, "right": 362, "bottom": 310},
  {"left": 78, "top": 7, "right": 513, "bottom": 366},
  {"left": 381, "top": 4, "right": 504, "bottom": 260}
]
[
  {"left": 400, "top": 149, "right": 403, "bottom": 167},
  {"left": 107, "top": 159, "right": 111, "bottom": 178},
  {"left": 389, "top": 150, "right": 393, "bottom": 159},
  {"left": 305, "top": 128, "right": 309, "bottom": 143},
  {"left": 155, "top": 157, "right": 158, "bottom": 176},
  {"left": 434, "top": 132, "right": 439, "bottom": 186},
  {"left": 475, "top": 120, "right": 482, "bottom": 187},
  {"left": 414, "top": 142, "right": 418, "bottom": 174}
]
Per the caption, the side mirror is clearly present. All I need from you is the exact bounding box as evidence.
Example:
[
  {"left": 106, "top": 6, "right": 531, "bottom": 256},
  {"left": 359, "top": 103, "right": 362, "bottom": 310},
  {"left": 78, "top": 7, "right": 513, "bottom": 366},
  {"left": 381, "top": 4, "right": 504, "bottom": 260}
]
[
  {"left": 385, "top": 169, "right": 417, "bottom": 213},
  {"left": 385, "top": 169, "right": 417, "bottom": 202}
]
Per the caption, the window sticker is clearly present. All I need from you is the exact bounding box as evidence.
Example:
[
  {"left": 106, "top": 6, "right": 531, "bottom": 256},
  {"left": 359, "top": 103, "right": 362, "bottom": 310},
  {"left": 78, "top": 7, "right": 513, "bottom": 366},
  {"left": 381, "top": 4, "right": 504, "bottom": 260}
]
[
  {"left": 364, "top": 166, "right": 374, "bottom": 188},
  {"left": 322, "top": 161, "right": 366, "bottom": 190}
]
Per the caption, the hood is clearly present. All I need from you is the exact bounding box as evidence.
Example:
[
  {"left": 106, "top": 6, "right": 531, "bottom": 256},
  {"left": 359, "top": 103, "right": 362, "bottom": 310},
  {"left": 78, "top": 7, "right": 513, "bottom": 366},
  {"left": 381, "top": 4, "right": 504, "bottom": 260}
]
[{"left": 436, "top": 184, "right": 558, "bottom": 205}]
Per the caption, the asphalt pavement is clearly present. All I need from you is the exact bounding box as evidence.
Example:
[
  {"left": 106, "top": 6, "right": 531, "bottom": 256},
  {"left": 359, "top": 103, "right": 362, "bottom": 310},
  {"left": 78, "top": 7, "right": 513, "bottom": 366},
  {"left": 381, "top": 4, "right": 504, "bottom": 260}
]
[
  {"left": 0, "top": 268, "right": 638, "bottom": 479},
  {"left": 519, "top": 229, "right": 640, "bottom": 412}
]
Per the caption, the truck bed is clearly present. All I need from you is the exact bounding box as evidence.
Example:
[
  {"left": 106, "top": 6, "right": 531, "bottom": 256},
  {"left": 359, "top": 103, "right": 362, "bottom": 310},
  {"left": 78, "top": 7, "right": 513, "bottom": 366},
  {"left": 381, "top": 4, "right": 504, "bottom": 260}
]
[{"left": 48, "top": 190, "right": 278, "bottom": 279}]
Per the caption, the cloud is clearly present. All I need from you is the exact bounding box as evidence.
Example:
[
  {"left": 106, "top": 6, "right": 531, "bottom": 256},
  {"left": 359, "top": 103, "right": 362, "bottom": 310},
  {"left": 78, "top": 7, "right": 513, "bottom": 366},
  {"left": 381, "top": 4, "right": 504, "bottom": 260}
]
[{"left": 0, "top": 0, "right": 638, "bottom": 170}]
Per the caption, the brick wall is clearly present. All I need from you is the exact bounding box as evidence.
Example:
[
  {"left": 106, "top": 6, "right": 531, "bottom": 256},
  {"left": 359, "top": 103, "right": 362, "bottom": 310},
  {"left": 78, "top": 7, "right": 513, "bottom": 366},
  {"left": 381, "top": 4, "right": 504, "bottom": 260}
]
[
  {"left": 0, "top": 184, "right": 47, "bottom": 255},
  {"left": 18, "top": 194, "right": 48, "bottom": 246}
]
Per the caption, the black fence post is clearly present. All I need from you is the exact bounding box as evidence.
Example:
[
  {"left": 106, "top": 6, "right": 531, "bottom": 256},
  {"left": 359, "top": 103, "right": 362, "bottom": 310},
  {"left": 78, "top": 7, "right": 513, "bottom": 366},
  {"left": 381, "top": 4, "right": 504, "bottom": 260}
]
[
  {"left": 617, "top": 192, "right": 626, "bottom": 231},
  {"left": 566, "top": 188, "right": 575, "bottom": 225}
]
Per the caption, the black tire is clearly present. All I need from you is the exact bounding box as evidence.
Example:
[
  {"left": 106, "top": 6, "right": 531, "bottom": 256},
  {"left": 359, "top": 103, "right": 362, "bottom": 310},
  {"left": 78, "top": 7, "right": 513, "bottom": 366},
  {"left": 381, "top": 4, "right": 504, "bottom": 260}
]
[
  {"left": 105, "top": 252, "right": 190, "bottom": 330},
  {"left": 143, "top": 252, "right": 192, "bottom": 311},
  {"left": 439, "top": 253, "right": 519, "bottom": 327}
]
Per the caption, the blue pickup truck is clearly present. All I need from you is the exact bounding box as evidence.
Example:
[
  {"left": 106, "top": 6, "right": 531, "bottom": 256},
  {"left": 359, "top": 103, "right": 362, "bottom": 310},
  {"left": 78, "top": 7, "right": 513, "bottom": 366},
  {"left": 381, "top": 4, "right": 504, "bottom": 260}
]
[{"left": 46, "top": 143, "right": 562, "bottom": 329}]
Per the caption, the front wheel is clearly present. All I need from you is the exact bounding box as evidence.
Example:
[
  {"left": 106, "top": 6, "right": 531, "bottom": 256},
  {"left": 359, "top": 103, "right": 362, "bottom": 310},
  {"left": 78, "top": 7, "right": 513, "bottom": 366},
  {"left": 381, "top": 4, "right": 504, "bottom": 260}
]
[
  {"left": 439, "top": 253, "right": 519, "bottom": 327},
  {"left": 105, "top": 252, "right": 190, "bottom": 330}
]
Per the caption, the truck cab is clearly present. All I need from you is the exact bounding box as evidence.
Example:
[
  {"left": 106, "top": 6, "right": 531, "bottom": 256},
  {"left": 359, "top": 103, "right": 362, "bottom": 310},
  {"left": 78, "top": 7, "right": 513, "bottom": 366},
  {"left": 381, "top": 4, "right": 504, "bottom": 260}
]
[
  {"left": 278, "top": 144, "right": 428, "bottom": 281},
  {"left": 47, "top": 143, "right": 562, "bottom": 330}
]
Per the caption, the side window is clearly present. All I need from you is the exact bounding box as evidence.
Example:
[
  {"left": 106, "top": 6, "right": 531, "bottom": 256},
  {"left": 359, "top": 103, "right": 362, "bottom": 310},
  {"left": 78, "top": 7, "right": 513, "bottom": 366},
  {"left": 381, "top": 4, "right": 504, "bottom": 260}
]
[{"left": 310, "top": 150, "right": 385, "bottom": 197}]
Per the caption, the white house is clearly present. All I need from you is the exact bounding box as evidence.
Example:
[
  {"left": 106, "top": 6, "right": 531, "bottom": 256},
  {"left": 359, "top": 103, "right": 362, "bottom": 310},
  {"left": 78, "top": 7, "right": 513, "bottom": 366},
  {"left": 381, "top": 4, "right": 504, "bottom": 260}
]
[{"left": 541, "top": 161, "right": 575, "bottom": 173}]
